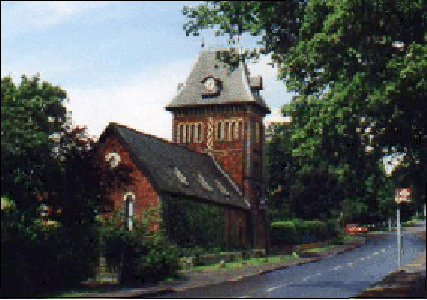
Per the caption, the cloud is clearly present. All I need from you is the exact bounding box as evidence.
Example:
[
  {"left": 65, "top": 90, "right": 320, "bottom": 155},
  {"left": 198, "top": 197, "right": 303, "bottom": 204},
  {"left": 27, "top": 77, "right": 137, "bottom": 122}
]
[
  {"left": 66, "top": 57, "right": 196, "bottom": 141},
  {"left": 1, "top": 1, "right": 118, "bottom": 38}
]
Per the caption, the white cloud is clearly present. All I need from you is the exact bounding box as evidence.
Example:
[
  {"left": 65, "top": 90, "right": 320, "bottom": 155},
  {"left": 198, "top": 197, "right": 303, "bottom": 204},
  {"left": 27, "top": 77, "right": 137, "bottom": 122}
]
[
  {"left": 1, "top": 1, "right": 117, "bottom": 38},
  {"left": 67, "top": 57, "right": 196, "bottom": 141}
]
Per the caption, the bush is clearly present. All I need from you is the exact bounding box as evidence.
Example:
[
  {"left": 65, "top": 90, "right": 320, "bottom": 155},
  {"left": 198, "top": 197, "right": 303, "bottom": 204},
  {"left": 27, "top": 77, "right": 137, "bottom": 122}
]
[
  {"left": 1, "top": 199, "right": 98, "bottom": 297},
  {"left": 99, "top": 209, "right": 181, "bottom": 284},
  {"left": 270, "top": 218, "right": 337, "bottom": 246}
]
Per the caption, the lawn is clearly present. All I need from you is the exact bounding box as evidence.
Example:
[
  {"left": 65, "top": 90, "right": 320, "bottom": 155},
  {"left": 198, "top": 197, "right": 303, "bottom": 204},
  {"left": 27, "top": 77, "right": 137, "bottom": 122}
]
[
  {"left": 303, "top": 244, "right": 336, "bottom": 253},
  {"left": 183, "top": 254, "right": 298, "bottom": 271}
]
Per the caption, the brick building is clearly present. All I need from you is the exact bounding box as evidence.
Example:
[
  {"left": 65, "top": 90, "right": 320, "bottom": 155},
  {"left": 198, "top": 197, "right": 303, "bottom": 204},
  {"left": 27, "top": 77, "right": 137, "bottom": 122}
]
[{"left": 98, "top": 49, "right": 271, "bottom": 249}]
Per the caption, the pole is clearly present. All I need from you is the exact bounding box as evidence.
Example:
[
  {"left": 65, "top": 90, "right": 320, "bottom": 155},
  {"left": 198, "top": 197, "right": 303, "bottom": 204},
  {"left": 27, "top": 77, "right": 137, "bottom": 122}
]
[
  {"left": 388, "top": 217, "right": 392, "bottom": 231},
  {"left": 397, "top": 204, "right": 401, "bottom": 269}
]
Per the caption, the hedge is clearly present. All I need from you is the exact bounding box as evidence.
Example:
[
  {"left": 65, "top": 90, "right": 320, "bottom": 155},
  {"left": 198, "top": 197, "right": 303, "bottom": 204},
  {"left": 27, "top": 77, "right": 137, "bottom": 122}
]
[{"left": 270, "top": 218, "right": 336, "bottom": 245}]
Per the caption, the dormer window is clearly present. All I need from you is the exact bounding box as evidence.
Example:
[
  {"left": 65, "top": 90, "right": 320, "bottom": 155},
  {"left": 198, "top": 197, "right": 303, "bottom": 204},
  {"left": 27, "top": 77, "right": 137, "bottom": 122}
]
[
  {"left": 215, "top": 180, "right": 229, "bottom": 196},
  {"left": 198, "top": 173, "right": 213, "bottom": 191},
  {"left": 174, "top": 167, "right": 189, "bottom": 186},
  {"left": 105, "top": 152, "right": 121, "bottom": 168}
]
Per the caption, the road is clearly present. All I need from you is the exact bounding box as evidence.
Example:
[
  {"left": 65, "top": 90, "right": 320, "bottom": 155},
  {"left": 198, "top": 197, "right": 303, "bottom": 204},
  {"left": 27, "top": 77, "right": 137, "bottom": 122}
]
[{"left": 158, "top": 226, "right": 426, "bottom": 298}]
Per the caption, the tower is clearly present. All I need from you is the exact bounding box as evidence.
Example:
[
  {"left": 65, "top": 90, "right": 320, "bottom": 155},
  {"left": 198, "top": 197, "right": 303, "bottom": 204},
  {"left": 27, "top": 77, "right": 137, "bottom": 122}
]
[{"left": 165, "top": 49, "right": 271, "bottom": 248}]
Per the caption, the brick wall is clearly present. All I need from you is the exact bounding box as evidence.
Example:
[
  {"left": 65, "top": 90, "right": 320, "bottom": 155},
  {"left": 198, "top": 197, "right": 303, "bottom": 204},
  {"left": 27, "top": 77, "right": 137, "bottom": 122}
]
[
  {"left": 98, "top": 134, "right": 158, "bottom": 222},
  {"left": 172, "top": 105, "right": 267, "bottom": 248}
]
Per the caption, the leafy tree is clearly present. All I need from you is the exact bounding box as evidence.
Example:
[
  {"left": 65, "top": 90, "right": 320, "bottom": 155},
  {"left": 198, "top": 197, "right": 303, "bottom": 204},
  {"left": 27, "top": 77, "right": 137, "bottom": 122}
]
[
  {"left": 183, "top": 1, "right": 426, "bottom": 220},
  {"left": 1, "top": 75, "right": 110, "bottom": 296},
  {"left": 1, "top": 74, "right": 67, "bottom": 211},
  {"left": 266, "top": 122, "right": 296, "bottom": 219}
]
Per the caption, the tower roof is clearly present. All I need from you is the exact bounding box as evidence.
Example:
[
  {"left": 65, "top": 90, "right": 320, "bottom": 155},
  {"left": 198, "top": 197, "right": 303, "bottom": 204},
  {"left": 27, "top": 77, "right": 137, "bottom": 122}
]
[{"left": 165, "top": 50, "right": 271, "bottom": 114}]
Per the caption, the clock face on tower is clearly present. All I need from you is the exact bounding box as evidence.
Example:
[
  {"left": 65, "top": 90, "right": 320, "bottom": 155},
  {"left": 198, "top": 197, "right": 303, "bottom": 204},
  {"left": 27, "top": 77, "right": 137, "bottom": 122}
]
[
  {"left": 205, "top": 77, "right": 216, "bottom": 92},
  {"left": 202, "top": 77, "right": 220, "bottom": 95}
]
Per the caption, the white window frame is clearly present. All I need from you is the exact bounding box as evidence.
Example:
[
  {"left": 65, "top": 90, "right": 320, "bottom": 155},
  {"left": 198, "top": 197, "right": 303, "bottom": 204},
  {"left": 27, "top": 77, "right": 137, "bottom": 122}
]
[
  {"left": 105, "top": 152, "right": 121, "bottom": 168},
  {"left": 124, "top": 192, "right": 135, "bottom": 231}
]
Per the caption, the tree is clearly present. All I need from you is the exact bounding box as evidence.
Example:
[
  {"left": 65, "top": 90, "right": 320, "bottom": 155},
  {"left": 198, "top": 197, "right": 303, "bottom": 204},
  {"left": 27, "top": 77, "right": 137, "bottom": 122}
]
[
  {"left": 183, "top": 1, "right": 426, "bottom": 219},
  {"left": 265, "top": 121, "right": 296, "bottom": 219},
  {"left": 1, "top": 75, "right": 107, "bottom": 296},
  {"left": 1, "top": 74, "right": 67, "bottom": 211}
]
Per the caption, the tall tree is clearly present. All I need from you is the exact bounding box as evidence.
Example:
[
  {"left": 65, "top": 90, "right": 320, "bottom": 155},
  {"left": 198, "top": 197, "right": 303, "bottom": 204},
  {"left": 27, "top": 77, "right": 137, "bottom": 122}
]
[
  {"left": 1, "top": 75, "right": 108, "bottom": 296},
  {"left": 183, "top": 1, "right": 426, "bottom": 219},
  {"left": 1, "top": 74, "right": 67, "bottom": 211}
]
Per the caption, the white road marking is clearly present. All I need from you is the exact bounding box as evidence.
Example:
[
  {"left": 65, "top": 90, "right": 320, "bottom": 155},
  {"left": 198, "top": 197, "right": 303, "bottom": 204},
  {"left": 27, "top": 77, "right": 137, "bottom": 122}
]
[
  {"left": 347, "top": 262, "right": 354, "bottom": 266},
  {"left": 361, "top": 257, "right": 365, "bottom": 260},
  {"left": 266, "top": 287, "right": 279, "bottom": 292},
  {"left": 238, "top": 296, "right": 251, "bottom": 298},
  {"left": 373, "top": 251, "right": 379, "bottom": 255},
  {"left": 366, "top": 256, "right": 371, "bottom": 259}
]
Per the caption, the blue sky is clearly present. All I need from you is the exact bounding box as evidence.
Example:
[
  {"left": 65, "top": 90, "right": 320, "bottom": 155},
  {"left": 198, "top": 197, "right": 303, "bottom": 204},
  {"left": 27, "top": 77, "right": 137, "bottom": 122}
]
[{"left": 2, "top": 1, "right": 293, "bottom": 140}]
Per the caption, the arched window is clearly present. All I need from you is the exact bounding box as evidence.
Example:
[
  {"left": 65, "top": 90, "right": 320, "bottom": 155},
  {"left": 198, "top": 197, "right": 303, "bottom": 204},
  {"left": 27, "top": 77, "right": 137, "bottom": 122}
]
[
  {"left": 105, "top": 152, "right": 121, "bottom": 168},
  {"left": 124, "top": 192, "right": 135, "bottom": 231}
]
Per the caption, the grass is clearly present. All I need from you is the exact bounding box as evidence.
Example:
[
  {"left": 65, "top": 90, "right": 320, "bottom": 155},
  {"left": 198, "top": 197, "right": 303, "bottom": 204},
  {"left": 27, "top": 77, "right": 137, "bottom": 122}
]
[
  {"left": 303, "top": 244, "right": 336, "bottom": 253},
  {"left": 183, "top": 254, "right": 297, "bottom": 271}
]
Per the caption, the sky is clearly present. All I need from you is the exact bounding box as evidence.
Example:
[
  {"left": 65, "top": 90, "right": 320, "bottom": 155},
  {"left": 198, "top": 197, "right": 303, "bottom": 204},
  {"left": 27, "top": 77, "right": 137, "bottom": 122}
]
[{"left": 1, "top": 1, "right": 294, "bottom": 141}]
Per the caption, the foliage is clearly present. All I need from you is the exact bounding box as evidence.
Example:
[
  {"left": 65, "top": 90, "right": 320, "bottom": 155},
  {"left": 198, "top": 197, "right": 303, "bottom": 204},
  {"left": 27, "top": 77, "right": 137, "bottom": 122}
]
[
  {"left": 1, "top": 74, "right": 67, "bottom": 211},
  {"left": 162, "top": 195, "right": 227, "bottom": 249},
  {"left": 1, "top": 75, "right": 106, "bottom": 296},
  {"left": 183, "top": 1, "right": 426, "bottom": 221},
  {"left": 1, "top": 196, "right": 98, "bottom": 297},
  {"left": 266, "top": 123, "right": 345, "bottom": 221},
  {"left": 270, "top": 218, "right": 336, "bottom": 245},
  {"left": 99, "top": 208, "right": 181, "bottom": 283}
]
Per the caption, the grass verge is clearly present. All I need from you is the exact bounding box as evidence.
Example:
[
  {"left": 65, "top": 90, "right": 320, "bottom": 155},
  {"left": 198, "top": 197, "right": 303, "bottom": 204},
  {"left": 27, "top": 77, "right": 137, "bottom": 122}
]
[{"left": 183, "top": 254, "right": 297, "bottom": 271}]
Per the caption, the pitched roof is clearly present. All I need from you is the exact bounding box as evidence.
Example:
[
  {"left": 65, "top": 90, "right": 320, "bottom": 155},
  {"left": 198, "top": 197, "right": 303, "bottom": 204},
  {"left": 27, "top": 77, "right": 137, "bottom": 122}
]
[
  {"left": 99, "top": 123, "right": 250, "bottom": 210},
  {"left": 165, "top": 50, "right": 271, "bottom": 114}
]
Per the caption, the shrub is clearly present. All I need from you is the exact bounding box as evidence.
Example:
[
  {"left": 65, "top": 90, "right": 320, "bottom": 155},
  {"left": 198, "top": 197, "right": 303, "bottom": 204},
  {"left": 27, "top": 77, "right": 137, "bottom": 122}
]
[
  {"left": 270, "top": 218, "right": 337, "bottom": 246},
  {"left": 99, "top": 209, "right": 181, "bottom": 283},
  {"left": 1, "top": 197, "right": 98, "bottom": 297}
]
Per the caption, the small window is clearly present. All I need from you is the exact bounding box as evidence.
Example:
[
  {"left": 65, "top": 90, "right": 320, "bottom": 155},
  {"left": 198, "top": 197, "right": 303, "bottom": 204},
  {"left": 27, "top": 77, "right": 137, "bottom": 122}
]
[
  {"left": 124, "top": 192, "right": 135, "bottom": 231},
  {"left": 198, "top": 173, "right": 213, "bottom": 191},
  {"left": 186, "top": 125, "right": 191, "bottom": 143},
  {"left": 174, "top": 167, "right": 189, "bottom": 185},
  {"left": 225, "top": 122, "right": 230, "bottom": 140},
  {"left": 198, "top": 123, "right": 203, "bottom": 142},
  {"left": 191, "top": 124, "right": 195, "bottom": 143},
  {"left": 217, "top": 122, "right": 222, "bottom": 140},
  {"left": 105, "top": 152, "right": 121, "bottom": 168},
  {"left": 177, "top": 124, "right": 183, "bottom": 143},
  {"left": 231, "top": 122, "right": 236, "bottom": 140}
]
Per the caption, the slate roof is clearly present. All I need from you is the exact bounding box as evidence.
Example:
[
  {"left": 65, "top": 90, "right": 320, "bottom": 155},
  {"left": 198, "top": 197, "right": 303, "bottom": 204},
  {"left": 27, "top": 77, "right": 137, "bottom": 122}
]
[
  {"left": 99, "top": 123, "right": 250, "bottom": 210},
  {"left": 165, "top": 50, "right": 271, "bottom": 114}
]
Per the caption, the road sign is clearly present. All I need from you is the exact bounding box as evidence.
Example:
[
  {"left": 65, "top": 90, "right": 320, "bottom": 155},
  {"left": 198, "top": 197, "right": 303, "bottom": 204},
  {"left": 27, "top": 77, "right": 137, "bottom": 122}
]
[{"left": 395, "top": 188, "right": 412, "bottom": 204}]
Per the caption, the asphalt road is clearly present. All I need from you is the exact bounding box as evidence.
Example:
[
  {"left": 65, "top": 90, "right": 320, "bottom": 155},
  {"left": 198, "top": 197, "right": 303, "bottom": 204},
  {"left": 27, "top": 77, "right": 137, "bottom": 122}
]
[{"left": 158, "top": 228, "right": 426, "bottom": 298}]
